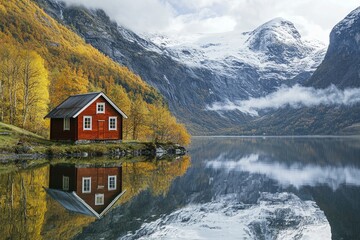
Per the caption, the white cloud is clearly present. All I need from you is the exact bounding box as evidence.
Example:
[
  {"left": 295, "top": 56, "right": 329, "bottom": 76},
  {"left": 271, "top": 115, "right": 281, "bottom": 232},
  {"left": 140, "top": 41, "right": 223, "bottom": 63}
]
[
  {"left": 60, "top": 0, "right": 359, "bottom": 43},
  {"left": 60, "top": 0, "right": 174, "bottom": 33},
  {"left": 206, "top": 154, "right": 360, "bottom": 190},
  {"left": 170, "top": 14, "right": 237, "bottom": 35},
  {"left": 207, "top": 85, "right": 360, "bottom": 116}
]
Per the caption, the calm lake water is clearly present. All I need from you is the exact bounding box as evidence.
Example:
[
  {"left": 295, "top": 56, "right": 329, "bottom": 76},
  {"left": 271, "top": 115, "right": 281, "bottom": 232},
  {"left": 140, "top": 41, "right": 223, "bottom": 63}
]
[{"left": 1, "top": 137, "right": 360, "bottom": 240}]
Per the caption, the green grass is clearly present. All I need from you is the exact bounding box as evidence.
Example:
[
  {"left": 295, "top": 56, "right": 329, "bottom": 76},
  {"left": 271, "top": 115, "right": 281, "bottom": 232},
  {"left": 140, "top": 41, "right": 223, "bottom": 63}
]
[
  {"left": 49, "top": 155, "right": 155, "bottom": 165},
  {"left": 0, "top": 122, "right": 184, "bottom": 175},
  {"left": 0, "top": 121, "right": 50, "bottom": 152},
  {"left": 0, "top": 121, "right": 185, "bottom": 168},
  {"left": 0, "top": 122, "right": 158, "bottom": 156},
  {"left": 0, "top": 164, "right": 17, "bottom": 174},
  {"left": 44, "top": 141, "right": 152, "bottom": 156}
]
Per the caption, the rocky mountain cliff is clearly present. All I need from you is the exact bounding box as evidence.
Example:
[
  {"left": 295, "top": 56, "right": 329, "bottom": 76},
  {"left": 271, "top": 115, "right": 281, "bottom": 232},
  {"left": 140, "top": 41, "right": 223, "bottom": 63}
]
[
  {"left": 306, "top": 7, "right": 360, "bottom": 88},
  {"left": 34, "top": 0, "right": 329, "bottom": 135}
]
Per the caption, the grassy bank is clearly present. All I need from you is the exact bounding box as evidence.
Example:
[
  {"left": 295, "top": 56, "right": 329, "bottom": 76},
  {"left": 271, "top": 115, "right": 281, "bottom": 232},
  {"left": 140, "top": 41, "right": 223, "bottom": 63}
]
[
  {"left": 0, "top": 122, "right": 186, "bottom": 160},
  {"left": 0, "top": 122, "right": 50, "bottom": 152}
]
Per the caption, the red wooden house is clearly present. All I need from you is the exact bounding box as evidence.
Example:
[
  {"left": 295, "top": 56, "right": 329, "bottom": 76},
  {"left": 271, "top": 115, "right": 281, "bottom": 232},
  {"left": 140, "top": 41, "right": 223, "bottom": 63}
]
[
  {"left": 45, "top": 92, "right": 127, "bottom": 141},
  {"left": 46, "top": 163, "right": 125, "bottom": 218}
]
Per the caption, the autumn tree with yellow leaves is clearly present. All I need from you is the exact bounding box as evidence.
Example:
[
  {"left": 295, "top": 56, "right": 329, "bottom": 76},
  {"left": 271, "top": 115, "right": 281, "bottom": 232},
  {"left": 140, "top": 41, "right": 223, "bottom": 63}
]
[
  {"left": 49, "top": 66, "right": 88, "bottom": 107},
  {"left": 0, "top": 44, "right": 49, "bottom": 135},
  {"left": 20, "top": 50, "right": 49, "bottom": 130},
  {"left": 147, "top": 103, "right": 191, "bottom": 145}
]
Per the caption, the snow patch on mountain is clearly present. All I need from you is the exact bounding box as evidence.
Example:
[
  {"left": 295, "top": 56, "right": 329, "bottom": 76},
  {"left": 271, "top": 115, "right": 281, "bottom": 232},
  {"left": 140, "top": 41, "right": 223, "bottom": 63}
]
[
  {"left": 146, "top": 18, "right": 326, "bottom": 81},
  {"left": 246, "top": 18, "right": 303, "bottom": 54},
  {"left": 120, "top": 192, "right": 331, "bottom": 240},
  {"left": 333, "top": 7, "right": 360, "bottom": 35}
]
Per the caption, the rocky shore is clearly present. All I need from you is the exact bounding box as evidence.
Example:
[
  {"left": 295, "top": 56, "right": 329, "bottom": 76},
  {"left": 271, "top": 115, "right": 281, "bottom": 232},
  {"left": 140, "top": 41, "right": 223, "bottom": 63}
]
[{"left": 0, "top": 141, "right": 187, "bottom": 163}]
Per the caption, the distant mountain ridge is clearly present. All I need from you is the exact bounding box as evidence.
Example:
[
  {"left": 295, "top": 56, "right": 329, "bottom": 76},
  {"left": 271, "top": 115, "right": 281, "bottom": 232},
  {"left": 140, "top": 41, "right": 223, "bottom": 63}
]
[
  {"left": 34, "top": 0, "right": 329, "bottom": 134},
  {"left": 149, "top": 18, "right": 325, "bottom": 88},
  {"left": 34, "top": 0, "right": 360, "bottom": 135}
]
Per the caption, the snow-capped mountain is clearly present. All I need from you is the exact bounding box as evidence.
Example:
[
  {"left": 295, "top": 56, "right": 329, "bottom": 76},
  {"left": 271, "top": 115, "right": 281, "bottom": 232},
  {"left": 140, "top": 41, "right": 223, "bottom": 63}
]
[
  {"left": 232, "top": 6, "right": 360, "bottom": 135},
  {"left": 143, "top": 18, "right": 326, "bottom": 103},
  {"left": 148, "top": 18, "right": 325, "bottom": 83}
]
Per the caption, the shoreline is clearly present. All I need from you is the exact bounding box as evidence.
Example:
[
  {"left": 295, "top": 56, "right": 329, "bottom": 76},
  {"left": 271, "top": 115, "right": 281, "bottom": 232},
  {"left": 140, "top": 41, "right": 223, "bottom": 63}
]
[
  {"left": 191, "top": 135, "right": 360, "bottom": 138},
  {"left": 0, "top": 141, "right": 187, "bottom": 163}
]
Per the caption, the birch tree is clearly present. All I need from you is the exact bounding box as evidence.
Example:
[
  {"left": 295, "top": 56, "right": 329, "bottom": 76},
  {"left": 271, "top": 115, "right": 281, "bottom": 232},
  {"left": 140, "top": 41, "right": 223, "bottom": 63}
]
[
  {"left": 20, "top": 50, "right": 48, "bottom": 128},
  {"left": 0, "top": 44, "right": 21, "bottom": 124},
  {"left": 129, "top": 97, "right": 148, "bottom": 140}
]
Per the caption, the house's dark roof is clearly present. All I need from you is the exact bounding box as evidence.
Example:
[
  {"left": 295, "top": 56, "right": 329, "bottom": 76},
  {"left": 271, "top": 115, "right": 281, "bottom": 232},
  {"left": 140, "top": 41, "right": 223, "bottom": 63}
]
[
  {"left": 45, "top": 188, "right": 127, "bottom": 219},
  {"left": 45, "top": 92, "right": 100, "bottom": 118},
  {"left": 44, "top": 92, "right": 127, "bottom": 119},
  {"left": 45, "top": 188, "right": 98, "bottom": 217}
]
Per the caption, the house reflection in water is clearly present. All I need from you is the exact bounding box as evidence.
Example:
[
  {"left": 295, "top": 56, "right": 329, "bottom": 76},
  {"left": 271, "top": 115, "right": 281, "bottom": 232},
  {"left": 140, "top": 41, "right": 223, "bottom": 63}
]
[{"left": 45, "top": 163, "right": 125, "bottom": 219}]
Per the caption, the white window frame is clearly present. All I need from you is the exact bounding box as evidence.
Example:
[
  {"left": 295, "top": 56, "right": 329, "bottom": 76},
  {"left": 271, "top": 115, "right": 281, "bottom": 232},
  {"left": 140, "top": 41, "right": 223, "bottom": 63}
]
[
  {"left": 62, "top": 176, "right": 69, "bottom": 191},
  {"left": 96, "top": 102, "right": 105, "bottom": 114},
  {"left": 108, "top": 175, "right": 117, "bottom": 190},
  {"left": 82, "top": 177, "right": 91, "bottom": 193},
  {"left": 95, "top": 194, "right": 104, "bottom": 205},
  {"left": 109, "top": 117, "right": 117, "bottom": 130},
  {"left": 83, "top": 116, "right": 92, "bottom": 130},
  {"left": 63, "top": 118, "right": 70, "bottom": 131}
]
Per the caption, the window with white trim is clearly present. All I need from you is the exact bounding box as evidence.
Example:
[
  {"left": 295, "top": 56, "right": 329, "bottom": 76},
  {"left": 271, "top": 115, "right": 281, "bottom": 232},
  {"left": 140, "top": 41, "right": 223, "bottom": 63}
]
[
  {"left": 109, "top": 117, "right": 117, "bottom": 130},
  {"left": 63, "top": 118, "right": 70, "bottom": 131},
  {"left": 108, "top": 175, "right": 117, "bottom": 190},
  {"left": 95, "top": 194, "right": 104, "bottom": 205},
  {"left": 62, "top": 176, "right": 69, "bottom": 191},
  {"left": 96, "top": 103, "right": 105, "bottom": 114},
  {"left": 83, "top": 116, "right": 92, "bottom": 130},
  {"left": 82, "top": 177, "right": 91, "bottom": 193}
]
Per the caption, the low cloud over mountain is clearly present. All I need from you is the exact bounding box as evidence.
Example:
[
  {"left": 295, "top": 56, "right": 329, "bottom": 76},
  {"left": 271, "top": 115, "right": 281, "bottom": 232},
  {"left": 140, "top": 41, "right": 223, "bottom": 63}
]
[{"left": 207, "top": 85, "right": 360, "bottom": 116}]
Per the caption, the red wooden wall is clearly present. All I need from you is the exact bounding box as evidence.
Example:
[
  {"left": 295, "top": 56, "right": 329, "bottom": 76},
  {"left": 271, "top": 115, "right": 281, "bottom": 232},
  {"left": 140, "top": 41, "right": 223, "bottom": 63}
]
[
  {"left": 75, "top": 167, "right": 122, "bottom": 213},
  {"left": 77, "top": 96, "right": 123, "bottom": 140},
  {"left": 50, "top": 118, "right": 78, "bottom": 141},
  {"left": 49, "top": 165, "right": 77, "bottom": 191}
]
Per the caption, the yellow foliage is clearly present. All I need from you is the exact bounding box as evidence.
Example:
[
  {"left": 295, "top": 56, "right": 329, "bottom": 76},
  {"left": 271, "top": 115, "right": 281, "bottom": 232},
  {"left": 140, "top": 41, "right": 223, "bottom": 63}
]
[
  {"left": 119, "top": 156, "right": 191, "bottom": 204},
  {"left": 145, "top": 103, "right": 191, "bottom": 145},
  {"left": 150, "top": 156, "right": 191, "bottom": 196},
  {"left": 0, "top": 165, "right": 49, "bottom": 239},
  {"left": 127, "top": 97, "right": 149, "bottom": 140},
  {"left": 108, "top": 85, "right": 131, "bottom": 116},
  {"left": 49, "top": 66, "right": 88, "bottom": 107},
  {"left": 20, "top": 50, "right": 50, "bottom": 134},
  {"left": 42, "top": 197, "right": 94, "bottom": 239},
  {"left": 0, "top": 44, "right": 50, "bottom": 135},
  {"left": 0, "top": 156, "right": 191, "bottom": 239},
  {"left": 0, "top": 4, "right": 6, "bottom": 14},
  {"left": 0, "top": 164, "right": 94, "bottom": 240}
]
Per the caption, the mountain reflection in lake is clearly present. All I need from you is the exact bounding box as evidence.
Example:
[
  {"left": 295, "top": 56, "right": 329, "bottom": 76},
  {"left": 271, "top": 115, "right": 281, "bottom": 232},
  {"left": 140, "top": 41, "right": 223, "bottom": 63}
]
[
  {"left": 74, "top": 137, "right": 359, "bottom": 240},
  {"left": 1, "top": 137, "right": 360, "bottom": 239}
]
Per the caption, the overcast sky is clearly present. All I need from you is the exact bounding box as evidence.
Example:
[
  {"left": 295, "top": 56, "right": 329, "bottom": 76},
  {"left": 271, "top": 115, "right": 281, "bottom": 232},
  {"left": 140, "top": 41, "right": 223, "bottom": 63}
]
[{"left": 62, "top": 0, "right": 359, "bottom": 44}]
